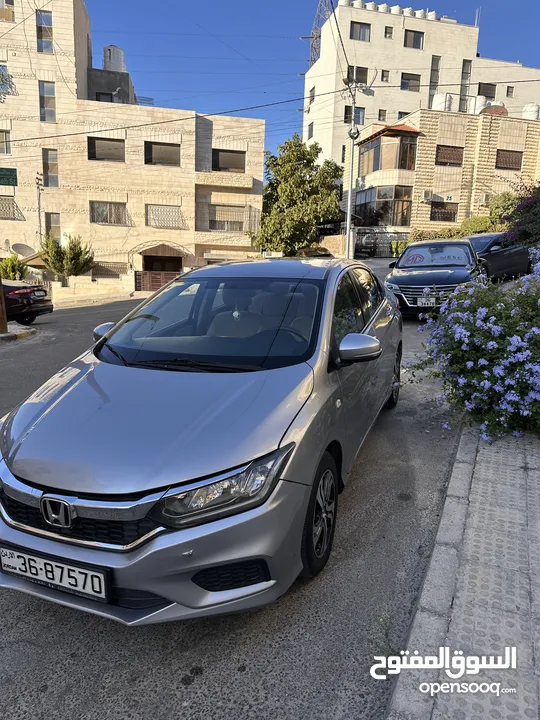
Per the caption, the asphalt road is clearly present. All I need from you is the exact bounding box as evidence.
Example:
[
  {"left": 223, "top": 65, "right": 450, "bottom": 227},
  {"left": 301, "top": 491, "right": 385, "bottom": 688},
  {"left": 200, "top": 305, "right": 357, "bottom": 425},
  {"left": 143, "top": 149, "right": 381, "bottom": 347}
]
[{"left": 0, "top": 280, "right": 461, "bottom": 720}]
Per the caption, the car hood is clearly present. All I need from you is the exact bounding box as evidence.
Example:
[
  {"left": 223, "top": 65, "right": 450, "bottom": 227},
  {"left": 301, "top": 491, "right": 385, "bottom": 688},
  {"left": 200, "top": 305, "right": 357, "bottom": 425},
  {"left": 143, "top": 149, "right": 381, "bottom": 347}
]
[
  {"left": 0, "top": 354, "right": 314, "bottom": 495},
  {"left": 388, "top": 266, "right": 474, "bottom": 286}
]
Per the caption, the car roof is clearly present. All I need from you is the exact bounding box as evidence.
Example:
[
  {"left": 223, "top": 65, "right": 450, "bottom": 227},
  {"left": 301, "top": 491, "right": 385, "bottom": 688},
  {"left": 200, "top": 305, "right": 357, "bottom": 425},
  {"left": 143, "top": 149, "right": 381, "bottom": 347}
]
[
  {"left": 406, "top": 238, "right": 474, "bottom": 247},
  {"left": 184, "top": 258, "right": 359, "bottom": 281},
  {"left": 466, "top": 232, "right": 504, "bottom": 240}
]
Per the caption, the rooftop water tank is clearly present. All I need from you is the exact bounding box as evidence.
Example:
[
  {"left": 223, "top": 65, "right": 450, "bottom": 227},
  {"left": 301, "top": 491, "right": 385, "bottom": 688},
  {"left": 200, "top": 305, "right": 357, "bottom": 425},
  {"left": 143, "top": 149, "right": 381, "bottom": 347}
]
[
  {"left": 379, "top": 3, "right": 390, "bottom": 12},
  {"left": 390, "top": 4, "right": 402, "bottom": 14},
  {"left": 415, "top": 9, "right": 426, "bottom": 18},
  {"left": 365, "top": 1, "right": 377, "bottom": 9},
  {"left": 352, "top": 0, "right": 365, "bottom": 7},
  {"left": 523, "top": 103, "right": 540, "bottom": 121},
  {"left": 103, "top": 45, "right": 127, "bottom": 73},
  {"left": 432, "top": 93, "right": 453, "bottom": 112},
  {"left": 338, "top": 0, "right": 351, "bottom": 6},
  {"left": 427, "top": 10, "right": 438, "bottom": 20},
  {"left": 475, "top": 96, "right": 487, "bottom": 114},
  {"left": 403, "top": 7, "right": 414, "bottom": 15}
]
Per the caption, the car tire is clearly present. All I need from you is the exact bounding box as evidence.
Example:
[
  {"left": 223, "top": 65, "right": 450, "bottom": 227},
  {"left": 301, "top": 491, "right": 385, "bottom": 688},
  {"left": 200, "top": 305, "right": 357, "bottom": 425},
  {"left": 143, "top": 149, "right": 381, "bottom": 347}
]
[
  {"left": 300, "top": 452, "right": 338, "bottom": 579},
  {"left": 384, "top": 347, "right": 402, "bottom": 410},
  {"left": 17, "top": 316, "right": 36, "bottom": 326}
]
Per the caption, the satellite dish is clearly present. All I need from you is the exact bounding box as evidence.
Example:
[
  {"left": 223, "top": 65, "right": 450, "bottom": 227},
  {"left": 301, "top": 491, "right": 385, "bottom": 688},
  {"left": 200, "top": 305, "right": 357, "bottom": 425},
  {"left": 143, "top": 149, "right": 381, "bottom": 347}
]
[{"left": 12, "top": 243, "right": 35, "bottom": 258}]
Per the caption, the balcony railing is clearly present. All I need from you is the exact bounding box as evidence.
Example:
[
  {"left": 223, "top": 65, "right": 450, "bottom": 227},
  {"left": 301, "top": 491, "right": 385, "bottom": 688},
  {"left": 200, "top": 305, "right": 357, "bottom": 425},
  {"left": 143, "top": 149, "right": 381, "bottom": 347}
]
[
  {"left": 196, "top": 204, "right": 261, "bottom": 234},
  {"left": 0, "top": 6, "right": 15, "bottom": 22}
]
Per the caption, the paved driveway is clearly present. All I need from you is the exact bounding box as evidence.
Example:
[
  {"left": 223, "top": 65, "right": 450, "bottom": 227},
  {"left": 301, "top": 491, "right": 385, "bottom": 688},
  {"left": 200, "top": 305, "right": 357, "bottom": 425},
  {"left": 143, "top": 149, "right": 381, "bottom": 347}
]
[{"left": 0, "top": 294, "right": 459, "bottom": 720}]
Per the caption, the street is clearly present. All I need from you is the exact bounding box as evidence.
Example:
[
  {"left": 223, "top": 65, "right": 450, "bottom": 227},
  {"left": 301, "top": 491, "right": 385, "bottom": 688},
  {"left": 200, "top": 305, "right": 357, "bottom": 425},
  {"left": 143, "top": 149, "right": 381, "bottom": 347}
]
[{"left": 0, "top": 283, "right": 461, "bottom": 720}]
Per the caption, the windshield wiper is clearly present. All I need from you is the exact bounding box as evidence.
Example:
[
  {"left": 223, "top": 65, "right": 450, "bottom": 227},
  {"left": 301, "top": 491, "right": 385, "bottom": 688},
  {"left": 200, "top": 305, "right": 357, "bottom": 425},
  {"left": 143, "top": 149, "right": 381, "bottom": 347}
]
[
  {"left": 101, "top": 342, "right": 129, "bottom": 366},
  {"left": 129, "top": 359, "right": 262, "bottom": 373}
]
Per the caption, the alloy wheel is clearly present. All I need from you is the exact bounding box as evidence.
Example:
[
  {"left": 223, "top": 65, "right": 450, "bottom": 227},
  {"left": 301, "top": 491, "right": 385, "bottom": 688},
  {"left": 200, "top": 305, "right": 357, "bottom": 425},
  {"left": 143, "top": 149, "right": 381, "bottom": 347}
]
[{"left": 312, "top": 469, "right": 336, "bottom": 559}]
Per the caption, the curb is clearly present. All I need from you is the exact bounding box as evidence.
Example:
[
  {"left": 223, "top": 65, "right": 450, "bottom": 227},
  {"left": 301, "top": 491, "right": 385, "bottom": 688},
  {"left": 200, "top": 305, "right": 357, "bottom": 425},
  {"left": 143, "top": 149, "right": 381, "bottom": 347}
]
[
  {"left": 385, "top": 425, "right": 480, "bottom": 720},
  {"left": 0, "top": 327, "right": 37, "bottom": 344}
]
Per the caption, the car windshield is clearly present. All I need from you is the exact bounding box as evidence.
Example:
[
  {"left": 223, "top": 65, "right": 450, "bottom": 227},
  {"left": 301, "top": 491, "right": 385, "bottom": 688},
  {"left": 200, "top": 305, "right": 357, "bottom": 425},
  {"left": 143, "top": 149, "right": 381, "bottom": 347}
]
[
  {"left": 469, "top": 234, "right": 503, "bottom": 253},
  {"left": 97, "top": 276, "right": 324, "bottom": 371},
  {"left": 398, "top": 243, "right": 473, "bottom": 268}
]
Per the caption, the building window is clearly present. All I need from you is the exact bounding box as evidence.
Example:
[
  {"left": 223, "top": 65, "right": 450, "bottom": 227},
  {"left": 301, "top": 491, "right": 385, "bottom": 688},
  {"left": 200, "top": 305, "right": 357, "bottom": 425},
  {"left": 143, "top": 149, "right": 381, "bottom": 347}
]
[
  {"left": 435, "top": 145, "right": 464, "bottom": 167},
  {"left": 399, "top": 136, "right": 417, "bottom": 170},
  {"left": 350, "top": 21, "right": 371, "bottom": 42},
  {"left": 42, "top": 149, "right": 59, "bottom": 187},
  {"left": 39, "top": 80, "right": 56, "bottom": 122},
  {"left": 90, "top": 201, "right": 128, "bottom": 225},
  {"left": 307, "top": 122, "right": 314, "bottom": 140},
  {"left": 96, "top": 92, "right": 113, "bottom": 102},
  {"left": 495, "top": 149, "right": 523, "bottom": 171},
  {"left": 208, "top": 205, "right": 244, "bottom": 232},
  {"left": 401, "top": 73, "right": 421, "bottom": 92},
  {"left": 381, "top": 70, "right": 390, "bottom": 83},
  {"left": 459, "top": 59, "right": 472, "bottom": 112},
  {"left": 354, "top": 185, "right": 413, "bottom": 227},
  {"left": 344, "top": 106, "right": 365, "bottom": 125},
  {"left": 430, "top": 202, "right": 459, "bottom": 222},
  {"left": 404, "top": 29, "right": 424, "bottom": 49},
  {"left": 347, "top": 66, "right": 369, "bottom": 85},
  {"left": 145, "top": 141, "right": 181, "bottom": 167},
  {"left": 398, "top": 111, "right": 409, "bottom": 120},
  {"left": 385, "top": 26, "right": 394, "bottom": 39},
  {"left": 341, "top": 145, "right": 346, "bottom": 164},
  {"left": 211, "top": 148, "right": 246, "bottom": 173},
  {"left": 507, "top": 86, "right": 515, "bottom": 98},
  {"left": 36, "top": 10, "right": 53, "bottom": 53},
  {"left": 428, "top": 56, "right": 441, "bottom": 108},
  {"left": 0, "top": 130, "right": 10, "bottom": 154},
  {"left": 0, "top": 0, "right": 15, "bottom": 22},
  {"left": 378, "top": 109, "right": 387, "bottom": 122},
  {"left": 478, "top": 82, "right": 496, "bottom": 100},
  {"left": 309, "top": 86, "right": 315, "bottom": 104},
  {"left": 45, "top": 212, "right": 61, "bottom": 240},
  {"left": 0, "top": 196, "right": 17, "bottom": 220},
  {"left": 145, "top": 204, "right": 184, "bottom": 229},
  {"left": 88, "top": 137, "right": 125, "bottom": 162}
]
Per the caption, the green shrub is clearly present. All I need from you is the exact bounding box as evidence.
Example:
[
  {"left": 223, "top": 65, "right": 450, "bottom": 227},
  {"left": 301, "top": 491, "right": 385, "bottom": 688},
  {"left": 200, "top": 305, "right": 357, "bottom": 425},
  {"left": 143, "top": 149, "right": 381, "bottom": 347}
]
[
  {"left": 488, "top": 192, "right": 520, "bottom": 226},
  {"left": 0, "top": 254, "right": 28, "bottom": 280},
  {"left": 460, "top": 215, "right": 494, "bottom": 236}
]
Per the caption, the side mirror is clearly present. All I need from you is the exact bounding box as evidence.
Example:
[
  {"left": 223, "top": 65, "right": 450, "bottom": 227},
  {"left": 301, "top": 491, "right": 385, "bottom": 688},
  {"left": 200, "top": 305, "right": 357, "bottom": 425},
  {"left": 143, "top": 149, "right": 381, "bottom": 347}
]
[
  {"left": 389, "top": 261, "right": 397, "bottom": 269},
  {"left": 490, "top": 245, "right": 502, "bottom": 253},
  {"left": 339, "top": 334, "right": 382, "bottom": 363},
  {"left": 93, "top": 322, "right": 115, "bottom": 343}
]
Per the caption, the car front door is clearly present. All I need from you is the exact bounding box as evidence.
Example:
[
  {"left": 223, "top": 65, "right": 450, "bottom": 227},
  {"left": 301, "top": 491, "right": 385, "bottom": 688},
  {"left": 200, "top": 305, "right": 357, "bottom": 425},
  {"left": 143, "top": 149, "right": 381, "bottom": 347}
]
[
  {"left": 485, "top": 242, "right": 522, "bottom": 279},
  {"left": 331, "top": 271, "right": 376, "bottom": 475},
  {"left": 351, "top": 267, "right": 397, "bottom": 406}
]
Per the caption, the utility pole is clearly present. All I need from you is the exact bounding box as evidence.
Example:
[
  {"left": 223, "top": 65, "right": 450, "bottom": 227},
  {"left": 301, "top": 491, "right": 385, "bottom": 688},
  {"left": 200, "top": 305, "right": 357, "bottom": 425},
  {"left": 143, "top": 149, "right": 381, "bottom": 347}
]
[
  {"left": 36, "top": 172, "right": 44, "bottom": 243},
  {"left": 345, "top": 82, "right": 360, "bottom": 260},
  {"left": 0, "top": 275, "right": 7, "bottom": 334}
]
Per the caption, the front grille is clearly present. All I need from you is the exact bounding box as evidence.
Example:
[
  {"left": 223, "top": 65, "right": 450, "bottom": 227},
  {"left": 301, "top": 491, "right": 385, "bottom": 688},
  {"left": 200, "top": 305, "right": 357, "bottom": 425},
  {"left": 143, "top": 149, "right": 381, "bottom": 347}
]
[
  {"left": 110, "top": 587, "right": 170, "bottom": 610},
  {"left": 0, "top": 489, "right": 160, "bottom": 547},
  {"left": 397, "top": 284, "right": 458, "bottom": 306},
  {"left": 192, "top": 560, "right": 271, "bottom": 592}
]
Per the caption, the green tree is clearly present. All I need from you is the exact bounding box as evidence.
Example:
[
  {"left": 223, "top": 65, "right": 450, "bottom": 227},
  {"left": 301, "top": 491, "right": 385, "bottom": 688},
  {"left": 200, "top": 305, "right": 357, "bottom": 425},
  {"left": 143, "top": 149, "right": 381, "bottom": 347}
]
[
  {"left": 488, "top": 192, "right": 520, "bottom": 226},
  {"left": 460, "top": 215, "right": 494, "bottom": 236},
  {"left": 40, "top": 232, "right": 65, "bottom": 275},
  {"left": 62, "top": 234, "right": 95, "bottom": 276},
  {"left": 0, "top": 254, "right": 28, "bottom": 280},
  {"left": 254, "top": 134, "right": 342, "bottom": 256}
]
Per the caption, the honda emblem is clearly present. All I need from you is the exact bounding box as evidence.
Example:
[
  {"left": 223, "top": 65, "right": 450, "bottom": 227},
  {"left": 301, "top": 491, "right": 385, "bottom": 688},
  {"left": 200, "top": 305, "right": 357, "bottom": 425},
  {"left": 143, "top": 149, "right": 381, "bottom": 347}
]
[{"left": 40, "top": 497, "right": 73, "bottom": 528}]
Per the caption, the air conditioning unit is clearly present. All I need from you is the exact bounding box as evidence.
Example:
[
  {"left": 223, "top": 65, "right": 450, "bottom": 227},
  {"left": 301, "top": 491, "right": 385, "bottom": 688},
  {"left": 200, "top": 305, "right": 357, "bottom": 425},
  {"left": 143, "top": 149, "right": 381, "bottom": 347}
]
[
  {"left": 422, "top": 190, "right": 434, "bottom": 203},
  {"left": 480, "top": 193, "right": 492, "bottom": 206}
]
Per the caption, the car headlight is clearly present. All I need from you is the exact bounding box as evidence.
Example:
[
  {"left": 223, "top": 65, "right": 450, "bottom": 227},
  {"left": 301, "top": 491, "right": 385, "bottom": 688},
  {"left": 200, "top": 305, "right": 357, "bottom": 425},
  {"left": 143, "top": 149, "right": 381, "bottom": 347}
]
[
  {"left": 385, "top": 281, "right": 400, "bottom": 292},
  {"left": 148, "top": 445, "right": 295, "bottom": 529}
]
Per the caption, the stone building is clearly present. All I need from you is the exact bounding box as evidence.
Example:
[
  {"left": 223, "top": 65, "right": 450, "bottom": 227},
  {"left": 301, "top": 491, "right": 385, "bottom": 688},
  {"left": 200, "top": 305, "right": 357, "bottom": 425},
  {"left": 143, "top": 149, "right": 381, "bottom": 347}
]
[{"left": 0, "top": 0, "right": 264, "bottom": 290}]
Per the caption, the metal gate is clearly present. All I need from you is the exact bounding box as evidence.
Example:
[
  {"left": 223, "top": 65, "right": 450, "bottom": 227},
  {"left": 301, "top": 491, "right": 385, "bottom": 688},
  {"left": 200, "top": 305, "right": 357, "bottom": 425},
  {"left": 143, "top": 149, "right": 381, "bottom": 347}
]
[{"left": 135, "top": 271, "right": 179, "bottom": 292}]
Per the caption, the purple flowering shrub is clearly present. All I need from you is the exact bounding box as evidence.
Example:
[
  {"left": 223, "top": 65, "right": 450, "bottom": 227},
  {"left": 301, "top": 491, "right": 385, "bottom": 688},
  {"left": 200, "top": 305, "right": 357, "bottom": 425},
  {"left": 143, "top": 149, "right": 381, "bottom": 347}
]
[
  {"left": 502, "top": 184, "right": 540, "bottom": 250},
  {"left": 418, "top": 250, "right": 540, "bottom": 442}
]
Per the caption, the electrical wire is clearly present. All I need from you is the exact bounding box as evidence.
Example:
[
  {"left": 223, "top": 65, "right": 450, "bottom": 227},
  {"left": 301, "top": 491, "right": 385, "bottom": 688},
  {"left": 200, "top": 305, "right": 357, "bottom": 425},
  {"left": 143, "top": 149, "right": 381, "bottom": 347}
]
[{"left": 0, "top": 0, "right": 52, "bottom": 39}]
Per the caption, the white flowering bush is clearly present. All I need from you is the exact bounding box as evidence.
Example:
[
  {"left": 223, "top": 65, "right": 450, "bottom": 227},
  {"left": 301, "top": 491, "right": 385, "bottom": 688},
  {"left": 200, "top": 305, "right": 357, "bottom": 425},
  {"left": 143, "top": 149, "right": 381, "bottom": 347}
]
[{"left": 416, "top": 249, "right": 540, "bottom": 442}]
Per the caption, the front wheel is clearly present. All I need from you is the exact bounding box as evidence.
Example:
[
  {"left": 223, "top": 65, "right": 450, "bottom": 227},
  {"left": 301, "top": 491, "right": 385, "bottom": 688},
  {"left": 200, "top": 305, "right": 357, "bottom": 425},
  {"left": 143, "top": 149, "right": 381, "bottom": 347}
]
[
  {"left": 384, "top": 348, "right": 402, "bottom": 409},
  {"left": 17, "top": 316, "right": 36, "bottom": 326},
  {"left": 300, "top": 453, "right": 338, "bottom": 579}
]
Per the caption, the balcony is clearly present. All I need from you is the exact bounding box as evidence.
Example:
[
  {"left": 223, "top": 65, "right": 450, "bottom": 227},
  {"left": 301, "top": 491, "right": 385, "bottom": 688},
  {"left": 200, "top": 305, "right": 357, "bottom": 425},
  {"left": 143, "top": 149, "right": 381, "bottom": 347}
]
[
  {"left": 0, "top": 5, "right": 14, "bottom": 21},
  {"left": 195, "top": 171, "right": 254, "bottom": 190},
  {"left": 195, "top": 203, "right": 261, "bottom": 235}
]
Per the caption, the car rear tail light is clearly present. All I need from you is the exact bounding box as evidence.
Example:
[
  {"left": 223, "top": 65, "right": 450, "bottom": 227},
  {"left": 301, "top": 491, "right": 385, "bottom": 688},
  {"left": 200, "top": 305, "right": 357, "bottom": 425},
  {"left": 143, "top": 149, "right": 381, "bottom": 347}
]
[{"left": 7, "top": 288, "right": 33, "bottom": 296}]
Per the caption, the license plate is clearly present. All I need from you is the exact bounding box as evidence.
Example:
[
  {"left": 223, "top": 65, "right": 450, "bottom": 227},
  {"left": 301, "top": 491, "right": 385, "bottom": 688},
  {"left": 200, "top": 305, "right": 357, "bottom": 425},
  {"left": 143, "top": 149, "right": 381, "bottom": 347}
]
[
  {"left": 418, "top": 296, "right": 437, "bottom": 307},
  {"left": 0, "top": 547, "right": 107, "bottom": 601},
  {"left": 33, "top": 290, "right": 46, "bottom": 297}
]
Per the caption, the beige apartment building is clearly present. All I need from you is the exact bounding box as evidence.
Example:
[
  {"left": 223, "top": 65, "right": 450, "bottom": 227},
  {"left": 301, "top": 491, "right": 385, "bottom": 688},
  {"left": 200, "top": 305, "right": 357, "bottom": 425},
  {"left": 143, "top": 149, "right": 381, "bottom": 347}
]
[
  {"left": 0, "top": 0, "right": 264, "bottom": 290},
  {"left": 343, "top": 105, "right": 540, "bottom": 248},
  {"left": 305, "top": 0, "right": 540, "bottom": 165}
]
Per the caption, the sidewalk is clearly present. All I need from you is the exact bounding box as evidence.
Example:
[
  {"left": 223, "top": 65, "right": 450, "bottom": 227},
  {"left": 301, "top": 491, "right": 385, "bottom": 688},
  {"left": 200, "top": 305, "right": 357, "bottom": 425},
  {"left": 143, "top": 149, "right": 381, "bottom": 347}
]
[
  {"left": 0, "top": 324, "right": 37, "bottom": 344},
  {"left": 53, "top": 290, "right": 151, "bottom": 309},
  {"left": 387, "top": 427, "right": 540, "bottom": 719}
]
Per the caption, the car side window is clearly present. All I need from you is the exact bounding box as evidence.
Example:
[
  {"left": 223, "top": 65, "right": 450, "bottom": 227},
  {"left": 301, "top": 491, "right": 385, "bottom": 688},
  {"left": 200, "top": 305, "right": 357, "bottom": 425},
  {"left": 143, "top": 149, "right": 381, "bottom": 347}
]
[
  {"left": 352, "top": 268, "right": 384, "bottom": 323},
  {"left": 332, "top": 272, "right": 365, "bottom": 346}
]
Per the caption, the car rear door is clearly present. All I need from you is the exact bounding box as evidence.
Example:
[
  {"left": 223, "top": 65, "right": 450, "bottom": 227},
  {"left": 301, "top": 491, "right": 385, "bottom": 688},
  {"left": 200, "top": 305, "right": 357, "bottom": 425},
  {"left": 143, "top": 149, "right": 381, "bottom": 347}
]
[{"left": 350, "top": 267, "right": 397, "bottom": 407}]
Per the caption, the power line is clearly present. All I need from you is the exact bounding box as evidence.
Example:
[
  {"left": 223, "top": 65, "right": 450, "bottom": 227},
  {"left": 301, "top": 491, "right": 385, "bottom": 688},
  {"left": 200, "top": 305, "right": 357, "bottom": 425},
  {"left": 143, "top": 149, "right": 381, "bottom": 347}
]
[{"left": 0, "top": 0, "right": 52, "bottom": 39}]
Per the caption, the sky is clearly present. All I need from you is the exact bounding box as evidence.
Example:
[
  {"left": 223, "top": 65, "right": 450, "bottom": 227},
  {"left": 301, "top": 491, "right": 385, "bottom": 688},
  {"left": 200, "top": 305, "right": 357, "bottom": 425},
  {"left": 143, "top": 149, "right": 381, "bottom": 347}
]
[{"left": 85, "top": 0, "right": 540, "bottom": 154}]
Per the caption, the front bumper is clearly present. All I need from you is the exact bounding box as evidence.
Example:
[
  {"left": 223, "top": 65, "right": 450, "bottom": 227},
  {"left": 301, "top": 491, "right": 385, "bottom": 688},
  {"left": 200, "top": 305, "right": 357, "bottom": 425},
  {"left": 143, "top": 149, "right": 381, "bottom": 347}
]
[{"left": 0, "top": 479, "right": 309, "bottom": 625}]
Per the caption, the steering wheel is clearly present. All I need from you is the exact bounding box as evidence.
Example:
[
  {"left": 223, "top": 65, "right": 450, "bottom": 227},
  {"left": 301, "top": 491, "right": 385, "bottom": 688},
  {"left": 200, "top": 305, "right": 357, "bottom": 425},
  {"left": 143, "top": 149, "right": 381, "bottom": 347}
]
[{"left": 277, "top": 326, "right": 308, "bottom": 343}]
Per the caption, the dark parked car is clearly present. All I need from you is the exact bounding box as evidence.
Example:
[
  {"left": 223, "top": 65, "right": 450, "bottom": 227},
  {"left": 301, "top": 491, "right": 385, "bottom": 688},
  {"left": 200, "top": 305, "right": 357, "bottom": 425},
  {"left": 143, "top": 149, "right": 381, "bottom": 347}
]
[
  {"left": 1, "top": 279, "right": 53, "bottom": 325},
  {"left": 296, "top": 246, "right": 334, "bottom": 258},
  {"left": 384, "top": 239, "right": 484, "bottom": 316},
  {"left": 466, "top": 233, "right": 531, "bottom": 280}
]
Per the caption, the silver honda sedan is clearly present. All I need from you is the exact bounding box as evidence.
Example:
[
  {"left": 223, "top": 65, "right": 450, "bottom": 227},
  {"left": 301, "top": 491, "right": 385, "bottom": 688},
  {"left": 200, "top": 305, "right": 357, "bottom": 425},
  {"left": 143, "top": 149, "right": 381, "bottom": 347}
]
[{"left": 0, "top": 259, "right": 402, "bottom": 625}]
